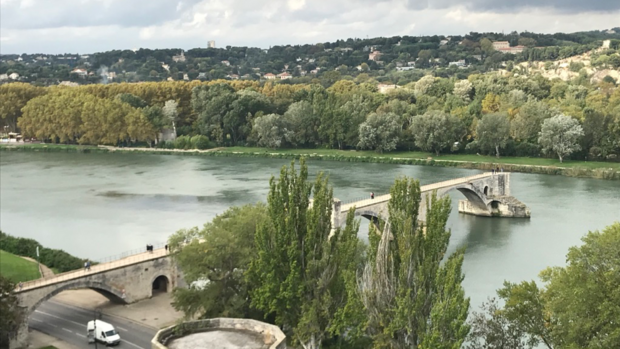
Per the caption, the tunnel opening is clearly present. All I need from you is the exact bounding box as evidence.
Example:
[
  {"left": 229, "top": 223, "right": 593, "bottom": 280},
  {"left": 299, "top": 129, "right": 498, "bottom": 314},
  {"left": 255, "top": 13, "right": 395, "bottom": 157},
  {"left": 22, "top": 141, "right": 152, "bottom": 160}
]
[{"left": 152, "top": 275, "right": 169, "bottom": 293}]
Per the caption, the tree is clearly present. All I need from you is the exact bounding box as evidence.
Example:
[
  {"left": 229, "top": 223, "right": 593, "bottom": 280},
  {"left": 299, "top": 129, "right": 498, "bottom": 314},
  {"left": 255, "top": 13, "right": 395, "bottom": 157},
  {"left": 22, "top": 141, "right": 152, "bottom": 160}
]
[
  {"left": 466, "top": 298, "right": 537, "bottom": 349},
  {"left": 115, "top": 93, "right": 147, "bottom": 109},
  {"left": 0, "top": 83, "right": 46, "bottom": 132},
  {"left": 476, "top": 113, "right": 511, "bottom": 158},
  {"left": 453, "top": 80, "right": 473, "bottom": 102},
  {"left": 359, "top": 178, "right": 470, "bottom": 348},
  {"left": 162, "top": 99, "right": 179, "bottom": 134},
  {"left": 410, "top": 110, "right": 464, "bottom": 156},
  {"left": 480, "top": 38, "right": 494, "bottom": 56},
  {"left": 357, "top": 112, "right": 402, "bottom": 153},
  {"left": 539, "top": 222, "right": 620, "bottom": 348},
  {"left": 511, "top": 99, "right": 556, "bottom": 142},
  {"left": 538, "top": 114, "right": 584, "bottom": 162},
  {"left": 0, "top": 276, "right": 24, "bottom": 348},
  {"left": 169, "top": 204, "right": 267, "bottom": 319},
  {"left": 285, "top": 100, "right": 319, "bottom": 147},
  {"left": 252, "top": 113, "right": 293, "bottom": 149},
  {"left": 248, "top": 159, "right": 362, "bottom": 349},
  {"left": 414, "top": 75, "right": 436, "bottom": 97}
]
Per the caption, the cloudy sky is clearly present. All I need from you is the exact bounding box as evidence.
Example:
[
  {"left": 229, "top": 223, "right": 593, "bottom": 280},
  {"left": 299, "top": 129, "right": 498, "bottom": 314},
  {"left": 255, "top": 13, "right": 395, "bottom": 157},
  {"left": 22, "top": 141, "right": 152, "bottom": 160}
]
[{"left": 1, "top": 0, "right": 619, "bottom": 54}]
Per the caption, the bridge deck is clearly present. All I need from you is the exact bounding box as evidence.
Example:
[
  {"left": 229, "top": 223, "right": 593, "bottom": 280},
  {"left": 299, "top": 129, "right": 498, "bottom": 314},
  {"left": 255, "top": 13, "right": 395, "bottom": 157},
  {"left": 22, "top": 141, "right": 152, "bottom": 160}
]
[
  {"left": 340, "top": 172, "right": 494, "bottom": 212},
  {"left": 15, "top": 247, "right": 169, "bottom": 292}
]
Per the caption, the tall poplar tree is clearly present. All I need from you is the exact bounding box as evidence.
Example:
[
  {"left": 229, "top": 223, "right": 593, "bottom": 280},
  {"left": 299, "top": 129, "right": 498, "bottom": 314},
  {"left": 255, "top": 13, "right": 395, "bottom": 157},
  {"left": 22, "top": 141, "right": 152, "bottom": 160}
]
[
  {"left": 248, "top": 158, "right": 362, "bottom": 349},
  {"left": 360, "top": 177, "right": 470, "bottom": 349}
]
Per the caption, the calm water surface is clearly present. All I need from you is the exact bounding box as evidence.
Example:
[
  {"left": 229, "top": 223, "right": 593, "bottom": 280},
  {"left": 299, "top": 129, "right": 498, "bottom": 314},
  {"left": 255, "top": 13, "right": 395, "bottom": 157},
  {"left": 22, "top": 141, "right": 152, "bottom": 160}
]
[{"left": 1, "top": 151, "right": 619, "bottom": 309}]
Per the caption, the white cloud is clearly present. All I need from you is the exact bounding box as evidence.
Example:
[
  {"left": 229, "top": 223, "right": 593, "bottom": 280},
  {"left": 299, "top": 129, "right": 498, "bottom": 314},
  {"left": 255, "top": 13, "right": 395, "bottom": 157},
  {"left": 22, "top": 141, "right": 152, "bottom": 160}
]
[{"left": 1, "top": 0, "right": 619, "bottom": 54}]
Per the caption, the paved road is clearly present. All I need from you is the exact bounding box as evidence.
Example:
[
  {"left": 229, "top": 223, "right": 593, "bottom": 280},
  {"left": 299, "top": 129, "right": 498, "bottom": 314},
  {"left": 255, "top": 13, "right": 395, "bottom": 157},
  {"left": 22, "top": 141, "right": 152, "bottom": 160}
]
[{"left": 30, "top": 300, "right": 156, "bottom": 349}]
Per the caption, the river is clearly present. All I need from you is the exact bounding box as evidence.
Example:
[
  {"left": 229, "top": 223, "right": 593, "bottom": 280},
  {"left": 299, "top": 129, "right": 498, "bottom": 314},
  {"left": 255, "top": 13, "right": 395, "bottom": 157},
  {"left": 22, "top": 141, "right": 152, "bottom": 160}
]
[{"left": 1, "top": 151, "right": 619, "bottom": 310}]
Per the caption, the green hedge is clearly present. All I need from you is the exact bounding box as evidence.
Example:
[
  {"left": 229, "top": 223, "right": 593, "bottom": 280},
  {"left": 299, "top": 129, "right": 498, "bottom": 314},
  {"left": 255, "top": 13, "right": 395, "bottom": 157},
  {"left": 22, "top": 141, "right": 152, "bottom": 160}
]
[{"left": 0, "top": 231, "right": 84, "bottom": 273}]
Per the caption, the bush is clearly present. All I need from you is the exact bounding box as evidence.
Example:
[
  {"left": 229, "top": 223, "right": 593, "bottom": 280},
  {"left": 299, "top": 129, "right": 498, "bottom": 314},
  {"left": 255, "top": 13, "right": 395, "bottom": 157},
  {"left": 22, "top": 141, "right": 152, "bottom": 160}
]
[
  {"left": 190, "top": 135, "right": 211, "bottom": 150},
  {"left": 0, "top": 231, "right": 84, "bottom": 272},
  {"left": 515, "top": 142, "right": 540, "bottom": 157},
  {"left": 174, "top": 135, "right": 191, "bottom": 149}
]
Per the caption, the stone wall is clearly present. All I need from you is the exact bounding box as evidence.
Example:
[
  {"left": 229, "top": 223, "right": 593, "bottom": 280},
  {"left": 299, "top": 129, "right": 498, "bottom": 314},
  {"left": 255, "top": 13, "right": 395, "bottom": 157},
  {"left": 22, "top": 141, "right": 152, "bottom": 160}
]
[{"left": 151, "top": 318, "right": 286, "bottom": 349}]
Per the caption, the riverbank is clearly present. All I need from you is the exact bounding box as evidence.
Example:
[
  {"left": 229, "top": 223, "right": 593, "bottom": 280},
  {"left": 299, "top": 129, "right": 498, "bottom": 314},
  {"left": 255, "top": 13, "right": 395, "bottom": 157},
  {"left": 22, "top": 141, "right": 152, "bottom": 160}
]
[{"left": 2, "top": 143, "right": 619, "bottom": 180}]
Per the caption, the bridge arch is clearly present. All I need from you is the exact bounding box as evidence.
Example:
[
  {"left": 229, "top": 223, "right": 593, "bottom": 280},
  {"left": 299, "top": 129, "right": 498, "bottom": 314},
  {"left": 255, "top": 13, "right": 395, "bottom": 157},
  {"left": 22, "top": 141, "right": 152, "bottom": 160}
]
[
  {"left": 151, "top": 274, "right": 171, "bottom": 293},
  {"left": 354, "top": 209, "right": 385, "bottom": 230},
  {"left": 454, "top": 186, "right": 489, "bottom": 211},
  {"left": 27, "top": 280, "right": 127, "bottom": 316}
]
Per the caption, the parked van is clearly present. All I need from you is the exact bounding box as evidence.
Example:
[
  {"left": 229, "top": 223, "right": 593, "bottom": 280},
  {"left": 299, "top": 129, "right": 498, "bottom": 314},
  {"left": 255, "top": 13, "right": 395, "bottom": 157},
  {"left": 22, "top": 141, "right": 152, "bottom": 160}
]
[{"left": 87, "top": 320, "right": 121, "bottom": 346}]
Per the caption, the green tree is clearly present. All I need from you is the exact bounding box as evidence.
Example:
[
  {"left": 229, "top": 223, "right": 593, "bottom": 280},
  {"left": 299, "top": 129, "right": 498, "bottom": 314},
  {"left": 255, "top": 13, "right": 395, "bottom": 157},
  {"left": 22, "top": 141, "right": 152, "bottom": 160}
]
[
  {"left": 359, "top": 178, "right": 470, "bottom": 348},
  {"left": 357, "top": 112, "right": 402, "bottom": 153},
  {"left": 0, "top": 275, "right": 24, "bottom": 348},
  {"left": 0, "top": 83, "right": 46, "bottom": 132},
  {"left": 169, "top": 204, "right": 267, "bottom": 319},
  {"left": 410, "top": 110, "right": 464, "bottom": 155},
  {"left": 475, "top": 113, "right": 511, "bottom": 158},
  {"left": 247, "top": 159, "right": 362, "bottom": 349},
  {"left": 252, "top": 113, "right": 293, "bottom": 149},
  {"left": 538, "top": 114, "right": 584, "bottom": 162},
  {"left": 540, "top": 222, "right": 620, "bottom": 348},
  {"left": 466, "top": 298, "right": 538, "bottom": 349},
  {"left": 511, "top": 99, "right": 556, "bottom": 142}
]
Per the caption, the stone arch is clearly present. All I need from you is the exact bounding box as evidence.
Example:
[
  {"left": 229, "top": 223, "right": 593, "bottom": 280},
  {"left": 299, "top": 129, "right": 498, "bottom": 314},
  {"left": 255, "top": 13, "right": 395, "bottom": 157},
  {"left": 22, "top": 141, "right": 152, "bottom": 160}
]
[
  {"left": 455, "top": 187, "right": 489, "bottom": 211},
  {"left": 151, "top": 274, "right": 170, "bottom": 294},
  {"left": 354, "top": 209, "right": 386, "bottom": 230},
  {"left": 28, "top": 281, "right": 126, "bottom": 316},
  {"left": 483, "top": 186, "right": 489, "bottom": 196}
]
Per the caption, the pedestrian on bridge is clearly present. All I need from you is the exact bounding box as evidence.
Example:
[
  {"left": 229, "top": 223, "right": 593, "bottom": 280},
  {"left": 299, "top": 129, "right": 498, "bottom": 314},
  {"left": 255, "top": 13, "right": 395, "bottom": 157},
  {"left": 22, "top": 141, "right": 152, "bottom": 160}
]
[
  {"left": 18, "top": 282, "right": 23, "bottom": 291},
  {"left": 370, "top": 192, "right": 375, "bottom": 199}
]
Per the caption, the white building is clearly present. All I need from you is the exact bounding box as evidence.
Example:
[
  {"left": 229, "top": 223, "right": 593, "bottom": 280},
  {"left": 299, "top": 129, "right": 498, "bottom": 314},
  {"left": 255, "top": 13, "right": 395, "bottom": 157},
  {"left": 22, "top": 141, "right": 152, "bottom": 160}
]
[{"left": 208, "top": 40, "right": 216, "bottom": 48}]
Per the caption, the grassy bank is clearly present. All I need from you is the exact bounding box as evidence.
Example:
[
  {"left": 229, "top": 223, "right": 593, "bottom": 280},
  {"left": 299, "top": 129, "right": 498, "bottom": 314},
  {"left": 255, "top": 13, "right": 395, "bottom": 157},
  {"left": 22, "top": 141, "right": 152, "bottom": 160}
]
[
  {"left": 2, "top": 143, "right": 619, "bottom": 180},
  {"left": 0, "top": 250, "right": 41, "bottom": 283}
]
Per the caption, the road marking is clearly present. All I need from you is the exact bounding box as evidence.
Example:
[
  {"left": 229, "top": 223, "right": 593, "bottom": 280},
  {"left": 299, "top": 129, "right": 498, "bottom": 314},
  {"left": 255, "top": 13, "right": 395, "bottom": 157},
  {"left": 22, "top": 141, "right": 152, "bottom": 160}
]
[
  {"left": 121, "top": 339, "right": 145, "bottom": 349},
  {"left": 117, "top": 326, "right": 128, "bottom": 332},
  {"left": 76, "top": 333, "right": 86, "bottom": 338},
  {"left": 34, "top": 310, "right": 84, "bottom": 327},
  {"left": 30, "top": 318, "right": 42, "bottom": 322},
  {"left": 62, "top": 328, "right": 72, "bottom": 333}
]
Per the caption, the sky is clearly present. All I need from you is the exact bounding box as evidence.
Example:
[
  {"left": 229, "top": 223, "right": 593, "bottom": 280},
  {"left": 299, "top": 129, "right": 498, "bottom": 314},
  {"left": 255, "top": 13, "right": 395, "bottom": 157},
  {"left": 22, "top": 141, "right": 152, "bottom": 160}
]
[{"left": 1, "top": 0, "right": 619, "bottom": 54}]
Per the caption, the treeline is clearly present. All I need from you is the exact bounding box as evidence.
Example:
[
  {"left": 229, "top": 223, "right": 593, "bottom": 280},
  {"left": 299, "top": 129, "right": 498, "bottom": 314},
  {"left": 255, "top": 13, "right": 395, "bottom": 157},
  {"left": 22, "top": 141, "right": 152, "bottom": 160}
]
[
  {"left": 2, "top": 70, "right": 620, "bottom": 161},
  {"left": 0, "top": 231, "right": 85, "bottom": 273},
  {"left": 1, "top": 29, "right": 619, "bottom": 86}
]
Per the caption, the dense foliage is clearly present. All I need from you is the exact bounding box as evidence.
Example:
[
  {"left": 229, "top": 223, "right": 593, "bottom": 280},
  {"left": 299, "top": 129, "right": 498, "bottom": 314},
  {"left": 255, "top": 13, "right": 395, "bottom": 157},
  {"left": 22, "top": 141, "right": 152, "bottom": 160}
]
[
  {"left": 2, "top": 40, "right": 620, "bottom": 161},
  {"left": 0, "top": 275, "right": 23, "bottom": 348},
  {"left": 0, "top": 231, "right": 85, "bottom": 272}
]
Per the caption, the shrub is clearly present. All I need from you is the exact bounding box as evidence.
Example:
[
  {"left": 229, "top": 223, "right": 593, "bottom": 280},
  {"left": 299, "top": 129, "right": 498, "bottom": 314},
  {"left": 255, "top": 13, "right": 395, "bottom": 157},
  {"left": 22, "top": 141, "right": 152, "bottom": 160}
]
[
  {"left": 515, "top": 142, "right": 540, "bottom": 157},
  {"left": 174, "top": 136, "right": 191, "bottom": 149},
  {"left": 190, "top": 135, "right": 211, "bottom": 150}
]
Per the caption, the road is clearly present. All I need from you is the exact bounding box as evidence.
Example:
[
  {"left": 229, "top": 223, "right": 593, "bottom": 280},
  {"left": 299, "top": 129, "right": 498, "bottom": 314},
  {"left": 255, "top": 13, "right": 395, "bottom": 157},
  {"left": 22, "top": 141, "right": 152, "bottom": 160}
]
[{"left": 29, "top": 300, "right": 156, "bottom": 349}]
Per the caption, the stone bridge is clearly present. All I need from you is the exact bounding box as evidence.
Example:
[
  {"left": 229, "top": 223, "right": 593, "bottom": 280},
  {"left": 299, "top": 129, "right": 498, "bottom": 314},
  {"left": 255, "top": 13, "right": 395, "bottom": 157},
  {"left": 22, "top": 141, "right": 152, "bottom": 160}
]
[
  {"left": 330, "top": 172, "right": 530, "bottom": 229},
  {"left": 10, "top": 247, "right": 182, "bottom": 349}
]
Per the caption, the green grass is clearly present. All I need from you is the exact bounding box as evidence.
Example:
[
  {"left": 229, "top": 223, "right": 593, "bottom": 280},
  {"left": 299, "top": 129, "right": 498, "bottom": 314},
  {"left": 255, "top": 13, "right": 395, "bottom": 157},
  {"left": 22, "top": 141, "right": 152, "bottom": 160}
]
[
  {"left": 0, "top": 250, "right": 41, "bottom": 283},
  {"left": 38, "top": 346, "right": 58, "bottom": 349},
  {"left": 222, "top": 147, "right": 620, "bottom": 170},
  {"left": 3, "top": 143, "right": 619, "bottom": 179}
]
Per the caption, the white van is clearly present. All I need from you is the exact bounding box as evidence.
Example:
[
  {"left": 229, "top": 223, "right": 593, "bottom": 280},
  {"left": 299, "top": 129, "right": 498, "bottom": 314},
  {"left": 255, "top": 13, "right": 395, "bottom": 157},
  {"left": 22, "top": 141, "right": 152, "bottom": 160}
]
[{"left": 87, "top": 320, "right": 121, "bottom": 346}]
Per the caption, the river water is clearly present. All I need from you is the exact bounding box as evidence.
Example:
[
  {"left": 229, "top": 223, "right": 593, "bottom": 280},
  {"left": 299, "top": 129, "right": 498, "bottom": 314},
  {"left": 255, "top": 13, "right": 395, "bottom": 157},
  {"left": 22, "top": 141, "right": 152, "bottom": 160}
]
[{"left": 1, "top": 151, "right": 619, "bottom": 310}]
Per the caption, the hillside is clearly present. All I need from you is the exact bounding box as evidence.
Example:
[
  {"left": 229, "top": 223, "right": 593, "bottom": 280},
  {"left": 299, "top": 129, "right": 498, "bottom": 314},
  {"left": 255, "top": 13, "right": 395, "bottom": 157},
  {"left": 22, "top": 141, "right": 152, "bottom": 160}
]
[
  {"left": 1, "top": 28, "right": 619, "bottom": 87},
  {"left": 0, "top": 250, "right": 41, "bottom": 283}
]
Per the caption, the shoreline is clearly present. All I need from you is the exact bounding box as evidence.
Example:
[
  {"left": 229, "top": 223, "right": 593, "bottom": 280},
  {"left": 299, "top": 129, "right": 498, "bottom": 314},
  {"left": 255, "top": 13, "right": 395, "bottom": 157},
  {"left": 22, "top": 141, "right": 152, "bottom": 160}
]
[{"left": 2, "top": 143, "right": 619, "bottom": 181}]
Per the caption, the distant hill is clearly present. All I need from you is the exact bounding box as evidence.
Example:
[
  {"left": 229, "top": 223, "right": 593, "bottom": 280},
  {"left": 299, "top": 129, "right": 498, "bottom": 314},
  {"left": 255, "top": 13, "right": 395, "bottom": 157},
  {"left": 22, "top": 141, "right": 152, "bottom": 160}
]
[{"left": 1, "top": 28, "right": 619, "bottom": 86}]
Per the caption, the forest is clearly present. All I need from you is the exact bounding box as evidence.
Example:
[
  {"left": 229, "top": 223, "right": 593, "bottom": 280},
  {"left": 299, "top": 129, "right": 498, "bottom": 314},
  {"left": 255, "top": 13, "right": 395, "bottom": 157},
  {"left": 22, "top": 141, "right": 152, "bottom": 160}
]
[{"left": 2, "top": 66, "right": 619, "bottom": 162}]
